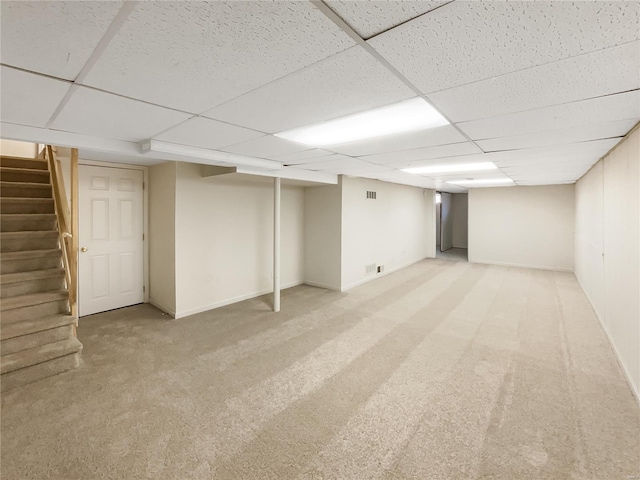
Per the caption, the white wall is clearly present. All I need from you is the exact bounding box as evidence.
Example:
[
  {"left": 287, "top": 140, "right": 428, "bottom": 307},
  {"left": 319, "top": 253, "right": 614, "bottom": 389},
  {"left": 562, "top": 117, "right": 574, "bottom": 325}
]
[
  {"left": 451, "top": 193, "right": 468, "bottom": 249},
  {"left": 469, "top": 185, "right": 575, "bottom": 271},
  {"left": 174, "top": 163, "right": 305, "bottom": 318},
  {"left": 0, "top": 139, "right": 37, "bottom": 158},
  {"left": 149, "top": 161, "right": 177, "bottom": 315},
  {"left": 304, "top": 181, "right": 342, "bottom": 290},
  {"left": 575, "top": 127, "right": 639, "bottom": 399},
  {"left": 341, "top": 176, "right": 435, "bottom": 290}
]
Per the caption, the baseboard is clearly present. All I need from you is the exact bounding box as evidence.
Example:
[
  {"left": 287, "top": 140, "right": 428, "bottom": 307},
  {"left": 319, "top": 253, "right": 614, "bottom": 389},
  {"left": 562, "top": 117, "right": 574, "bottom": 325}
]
[
  {"left": 173, "top": 280, "right": 303, "bottom": 319},
  {"left": 303, "top": 280, "right": 341, "bottom": 291},
  {"left": 340, "top": 257, "right": 427, "bottom": 292},
  {"left": 575, "top": 274, "right": 640, "bottom": 405},
  {"left": 468, "top": 259, "right": 573, "bottom": 273},
  {"left": 149, "top": 298, "right": 176, "bottom": 318}
]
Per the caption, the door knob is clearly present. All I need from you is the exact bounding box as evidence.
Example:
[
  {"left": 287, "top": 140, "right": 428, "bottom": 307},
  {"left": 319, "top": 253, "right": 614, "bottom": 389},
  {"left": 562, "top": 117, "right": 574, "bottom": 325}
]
[{"left": 81, "top": 247, "right": 88, "bottom": 252}]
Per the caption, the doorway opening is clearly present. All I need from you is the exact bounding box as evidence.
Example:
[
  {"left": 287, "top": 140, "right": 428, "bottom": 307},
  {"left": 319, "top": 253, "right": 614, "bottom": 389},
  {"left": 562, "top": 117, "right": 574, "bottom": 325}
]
[{"left": 436, "top": 191, "right": 468, "bottom": 262}]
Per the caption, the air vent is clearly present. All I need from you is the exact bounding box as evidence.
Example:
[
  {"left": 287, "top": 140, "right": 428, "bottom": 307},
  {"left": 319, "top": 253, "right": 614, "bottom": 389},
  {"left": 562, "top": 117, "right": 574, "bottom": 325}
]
[
  {"left": 366, "top": 191, "right": 377, "bottom": 199},
  {"left": 365, "top": 263, "right": 376, "bottom": 275}
]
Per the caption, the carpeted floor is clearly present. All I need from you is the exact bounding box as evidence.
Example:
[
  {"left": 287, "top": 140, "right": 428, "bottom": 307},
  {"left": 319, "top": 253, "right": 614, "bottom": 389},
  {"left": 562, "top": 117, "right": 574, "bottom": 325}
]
[
  {"left": 1, "top": 259, "right": 638, "bottom": 479},
  {"left": 436, "top": 247, "right": 468, "bottom": 262}
]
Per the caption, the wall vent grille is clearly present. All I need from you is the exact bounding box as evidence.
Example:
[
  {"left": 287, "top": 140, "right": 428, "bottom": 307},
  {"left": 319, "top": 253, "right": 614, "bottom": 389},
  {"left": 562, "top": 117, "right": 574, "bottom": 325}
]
[
  {"left": 366, "top": 191, "right": 377, "bottom": 199},
  {"left": 365, "top": 263, "right": 377, "bottom": 275}
]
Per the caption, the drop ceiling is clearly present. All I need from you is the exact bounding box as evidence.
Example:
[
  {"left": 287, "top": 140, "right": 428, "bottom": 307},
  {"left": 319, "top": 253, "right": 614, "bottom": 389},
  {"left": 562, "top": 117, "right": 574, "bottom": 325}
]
[{"left": 1, "top": 0, "right": 638, "bottom": 192}]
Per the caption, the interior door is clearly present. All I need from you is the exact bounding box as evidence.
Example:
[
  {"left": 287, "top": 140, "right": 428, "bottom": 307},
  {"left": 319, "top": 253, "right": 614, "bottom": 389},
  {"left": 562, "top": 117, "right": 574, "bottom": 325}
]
[
  {"left": 79, "top": 165, "right": 144, "bottom": 316},
  {"left": 440, "top": 192, "right": 453, "bottom": 251}
]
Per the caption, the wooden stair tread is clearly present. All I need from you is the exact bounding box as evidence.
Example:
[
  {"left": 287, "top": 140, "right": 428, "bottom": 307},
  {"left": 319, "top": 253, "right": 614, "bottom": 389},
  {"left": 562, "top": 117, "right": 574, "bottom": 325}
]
[
  {"left": 1, "top": 268, "right": 65, "bottom": 285},
  {"left": 0, "top": 290, "right": 69, "bottom": 312},
  {"left": 1, "top": 337, "right": 82, "bottom": 375},
  {"left": 1, "top": 314, "right": 76, "bottom": 341}
]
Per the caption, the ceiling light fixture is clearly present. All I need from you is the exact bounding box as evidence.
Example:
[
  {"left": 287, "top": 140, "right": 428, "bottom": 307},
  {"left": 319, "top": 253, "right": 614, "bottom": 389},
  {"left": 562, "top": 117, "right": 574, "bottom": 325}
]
[
  {"left": 447, "top": 178, "right": 514, "bottom": 186},
  {"left": 402, "top": 162, "right": 497, "bottom": 175},
  {"left": 274, "top": 97, "right": 448, "bottom": 147}
]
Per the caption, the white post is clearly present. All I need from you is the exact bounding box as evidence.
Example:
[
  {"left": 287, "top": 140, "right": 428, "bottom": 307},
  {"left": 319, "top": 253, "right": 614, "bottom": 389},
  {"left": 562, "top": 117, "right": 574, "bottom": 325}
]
[{"left": 273, "top": 177, "right": 281, "bottom": 312}]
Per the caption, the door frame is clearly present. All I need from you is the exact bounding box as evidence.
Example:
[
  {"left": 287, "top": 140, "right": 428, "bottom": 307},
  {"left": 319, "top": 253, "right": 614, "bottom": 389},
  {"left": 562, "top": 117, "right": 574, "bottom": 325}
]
[{"left": 77, "top": 160, "right": 149, "bottom": 309}]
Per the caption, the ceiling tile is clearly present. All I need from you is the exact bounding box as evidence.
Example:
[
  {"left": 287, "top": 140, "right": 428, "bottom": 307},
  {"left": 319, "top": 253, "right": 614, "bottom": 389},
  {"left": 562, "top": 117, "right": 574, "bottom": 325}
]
[
  {"left": 359, "top": 142, "right": 481, "bottom": 165},
  {"left": 51, "top": 87, "right": 191, "bottom": 142},
  {"left": 222, "top": 135, "right": 308, "bottom": 158},
  {"left": 0, "top": 67, "right": 71, "bottom": 127},
  {"left": 325, "top": 0, "right": 449, "bottom": 39},
  {"left": 204, "top": 46, "right": 414, "bottom": 133},
  {"left": 82, "top": 1, "right": 355, "bottom": 113},
  {"left": 488, "top": 138, "right": 622, "bottom": 167},
  {"left": 154, "top": 117, "right": 263, "bottom": 150},
  {"left": 0, "top": 1, "right": 123, "bottom": 80},
  {"left": 271, "top": 149, "right": 335, "bottom": 165},
  {"left": 429, "top": 42, "right": 640, "bottom": 122},
  {"left": 369, "top": 1, "right": 640, "bottom": 93},
  {"left": 296, "top": 157, "right": 378, "bottom": 174},
  {"left": 327, "top": 124, "right": 467, "bottom": 156},
  {"left": 457, "top": 91, "right": 640, "bottom": 140},
  {"left": 477, "top": 119, "right": 636, "bottom": 152}
]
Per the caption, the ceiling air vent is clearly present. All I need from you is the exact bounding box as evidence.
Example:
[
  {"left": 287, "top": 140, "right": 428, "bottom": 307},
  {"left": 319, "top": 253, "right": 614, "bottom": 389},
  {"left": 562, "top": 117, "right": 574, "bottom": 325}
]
[{"left": 366, "top": 191, "right": 377, "bottom": 199}]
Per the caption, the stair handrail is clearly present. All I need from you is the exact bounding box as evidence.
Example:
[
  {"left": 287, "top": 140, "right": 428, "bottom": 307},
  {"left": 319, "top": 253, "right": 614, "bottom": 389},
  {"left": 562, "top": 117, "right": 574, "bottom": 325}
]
[{"left": 44, "top": 145, "right": 77, "bottom": 317}]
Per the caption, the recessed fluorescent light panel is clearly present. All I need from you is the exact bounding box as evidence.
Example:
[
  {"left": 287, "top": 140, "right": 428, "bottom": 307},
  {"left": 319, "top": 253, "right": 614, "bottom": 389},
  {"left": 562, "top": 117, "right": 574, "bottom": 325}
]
[
  {"left": 275, "top": 97, "right": 448, "bottom": 147},
  {"left": 447, "top": 178, "right": 514, "bottom": 186},
  {"left": 402, "top": 162, "right": 497, "bottom": 175}
]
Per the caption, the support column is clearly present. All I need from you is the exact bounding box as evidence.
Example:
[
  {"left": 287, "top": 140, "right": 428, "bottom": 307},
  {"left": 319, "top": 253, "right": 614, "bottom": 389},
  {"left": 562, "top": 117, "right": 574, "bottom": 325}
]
[{"left": 273, "top": 177, "right": 281, "bottom": 312}]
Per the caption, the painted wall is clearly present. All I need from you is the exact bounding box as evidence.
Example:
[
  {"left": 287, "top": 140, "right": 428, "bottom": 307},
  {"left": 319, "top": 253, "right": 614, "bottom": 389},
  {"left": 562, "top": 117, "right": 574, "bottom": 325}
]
[
  {"left": 469, "top": 185, "right": 575, "bottom": 271},
  {"left": 148, "top": 161, "right": 177, "bottom": 315},
  {"left": 0, "top": 139, "right": 37, "bottom": 158},
  {"left": 340, "top": 176, "right": 435, "bottom": 290},
  {"left": 575, "top": 127, "right": 639, "bottom": 399},
  {"left": 451, "top": 193, "right": 468, "bottom": 249},
  {"left": 174, "top": 163, "right": 304, "bottom": 318},
  {"left": 304, "top": 181, "right": 342, "bottom": 290}
]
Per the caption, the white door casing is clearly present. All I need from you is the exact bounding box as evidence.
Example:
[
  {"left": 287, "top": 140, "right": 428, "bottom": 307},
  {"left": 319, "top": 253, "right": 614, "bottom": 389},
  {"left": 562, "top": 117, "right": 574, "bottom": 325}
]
[{"left": 79, "top": 165, "right": 144, "bottom": 316}]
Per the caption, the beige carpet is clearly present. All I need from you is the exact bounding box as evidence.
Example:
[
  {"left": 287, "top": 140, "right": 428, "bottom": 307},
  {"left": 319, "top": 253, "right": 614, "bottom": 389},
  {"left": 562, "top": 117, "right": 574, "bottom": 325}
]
[{"left": 1, "top": 259, "right": 638, "bottom": 479}]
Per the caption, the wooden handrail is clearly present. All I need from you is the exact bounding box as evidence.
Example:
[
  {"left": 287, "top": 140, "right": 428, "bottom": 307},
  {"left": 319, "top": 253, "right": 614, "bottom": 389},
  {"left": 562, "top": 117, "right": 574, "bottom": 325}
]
[{"left": 44, "top": 146, "right": 78, "bottom": 319}]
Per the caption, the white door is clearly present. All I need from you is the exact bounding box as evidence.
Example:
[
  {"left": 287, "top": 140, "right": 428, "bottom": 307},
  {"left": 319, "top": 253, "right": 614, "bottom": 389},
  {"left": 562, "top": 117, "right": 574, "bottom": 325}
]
[{"left": 79, "top": 165, "right": 144, "bottom": 316}]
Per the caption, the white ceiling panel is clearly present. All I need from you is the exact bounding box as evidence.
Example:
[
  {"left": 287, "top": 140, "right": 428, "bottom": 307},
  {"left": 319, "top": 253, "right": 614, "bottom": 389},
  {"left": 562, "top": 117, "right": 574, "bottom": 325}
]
[
  {"left": 325, "top": 0, "right": 449, "bottom": 39},
  {"left": 296, "top": 157, "right": 379, "bottom": 173},
  {"left": 488, "top": 138, "right": 622, "bottom": 167},
  {"left": 429, "top": 42, "right": 640, "bottom": 122},
  {"left": 204, "top": 46, "right": 414, "bottom": 133},
  {"left": 457, "top": 90, "right": 640, "bottom": 140},
  {"left": 0, "top": 1, "right": 123, "bottom": 80},
  {"left": 82, "top": 1, "right": 355, "bottom": 113},
  {"left": 477, "top": 119, "right": 636, "bottom": 152},
  {"left": 154, "top": 117, "right": 263, "bottom": 150},
  {"left": 222, "top": 135, "right": 308, "bottom": 158},
  {"left": 0, "top": 67, "right": 71, "bottom": 128},
  {"left": 327, "top": 124, "right": 467, "bottom": 156},
  {"left": 369, "top": 1, "right": 640, "bottom": 94},
  {"left": 272, "top": 149, "right": 336, "bottom": 165},
  {"left": 51, "top": 87, "right": 191, "bottom": 142},
  {"left": 359, "top": 142, "right": 481, "bottom": 165}
]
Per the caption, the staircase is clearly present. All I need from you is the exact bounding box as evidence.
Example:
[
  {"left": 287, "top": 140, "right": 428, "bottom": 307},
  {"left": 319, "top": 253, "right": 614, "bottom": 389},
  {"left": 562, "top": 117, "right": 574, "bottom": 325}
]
[{"left": 1, "top": 155, "right": 82, "bottom": 391}]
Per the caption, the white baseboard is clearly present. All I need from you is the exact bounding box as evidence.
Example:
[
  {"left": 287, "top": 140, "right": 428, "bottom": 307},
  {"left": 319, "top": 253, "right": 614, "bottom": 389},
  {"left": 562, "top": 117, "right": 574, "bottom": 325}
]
[
  {"left": 575, "top": 274, "right": 640, "bottom": 405},
  {"left": 468, "top": 259, "right": 573, "bottom": 273},
  {"left": 340, "top": 257, "right": 427, "bottom": 292},
  {"left": 303, "top": 280, "right": 341, "bottom": 291},
  {"left": 173, "top": 280, "right": 303, "bottom": 319},
  {"left": 149, "top": 298, "right": 176, "bottom": 318}
]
